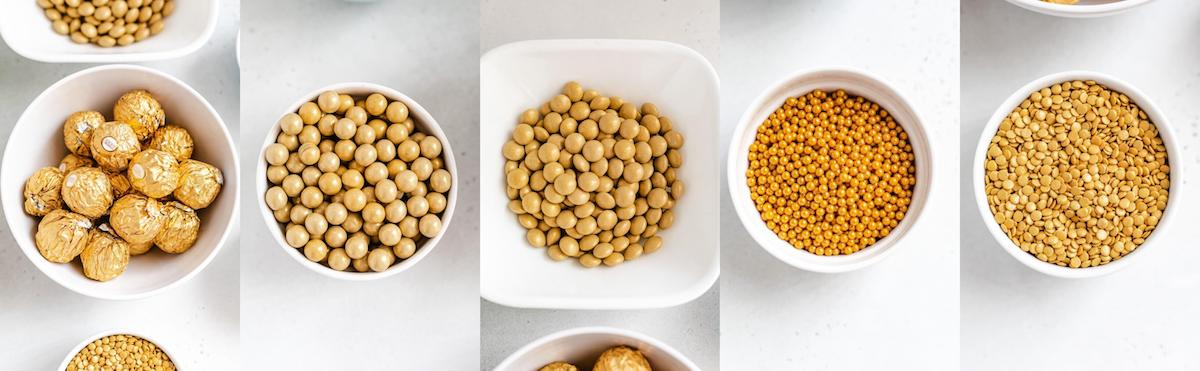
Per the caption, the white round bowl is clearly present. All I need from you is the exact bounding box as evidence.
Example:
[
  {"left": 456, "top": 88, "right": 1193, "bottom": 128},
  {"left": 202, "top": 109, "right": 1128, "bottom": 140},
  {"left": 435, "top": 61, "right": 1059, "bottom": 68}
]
[
  {"left": 1, "top": 64, "right": 239, "bottom": 300},
  {"left": 0, "top": 0, "right": 219, "bottom": 63},
  {"left": 58, "top": 330, "right": 183, "bottom": 370},
  {"left": 1005, "top": 0, "right": 1157, "bottom": 18},
  {"left": 493, "top": 327, "right": 700, "bottom": 371},
  {"left": 256, "top": 82, "right": 458, "bottom": 281},
  {"left": 727, "top": 67, "right": 933, "bottom": 273},
  {"left": 973, "top": 71, "right": 1180, "bottom": 278}
]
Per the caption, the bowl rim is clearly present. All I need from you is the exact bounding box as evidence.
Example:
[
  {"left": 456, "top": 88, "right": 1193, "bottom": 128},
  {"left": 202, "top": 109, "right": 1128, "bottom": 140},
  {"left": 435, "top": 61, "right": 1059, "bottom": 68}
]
[
  {"left": 725, "top": 66, "right": 934, "bottom": 273},
  {"left": 1004, "top": 0, "right": 1156, "bottom": 17},
  {"left": 57, "top": 329, "right": 183, "bottom": 370},
  {"left": 971, "top": 70, "right": 1181, "bottom": 278},
  {"left": 478, "top": 38, "right": 721, "bottom": 309},
  {"left": 1, "top": 63, "right": 240, "bottom": 300},
  {"left": 255, "top": 82, "right": 459, "bottom": 281},
  {"left": 0, "top": 0, "right": 220, "bottom": 63},
  {"left": 491, "top": 326, "right": 701, "bottom": 371}
]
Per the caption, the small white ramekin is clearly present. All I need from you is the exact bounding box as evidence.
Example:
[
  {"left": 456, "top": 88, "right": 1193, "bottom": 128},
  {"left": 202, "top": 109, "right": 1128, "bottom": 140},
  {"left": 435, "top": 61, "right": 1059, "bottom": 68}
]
[
  {"left": 492, "top": 326, "right": 700, "bottom": 371},
  {"left": 1005, "top": 0, "right": 1157, "bottom": 18},
  {"left": 256, "top": 82, "right": 458, "bottom": 281},
  {"left": 727, "top": 67, "right": 934, "bottom": 273},
  {"left": 973, "top": 70, "right": 1180, "bottom": 278},
  {"left": 58, "top": 330, "right": 182, "bottom": 370}
]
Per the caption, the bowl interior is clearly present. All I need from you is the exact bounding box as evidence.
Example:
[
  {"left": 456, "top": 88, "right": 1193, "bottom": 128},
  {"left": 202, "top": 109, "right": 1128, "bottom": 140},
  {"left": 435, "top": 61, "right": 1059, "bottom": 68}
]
[
  {"left": 0, "top": 0, "right": 217, "bottom": 61},
  {"left": 1006, "top": 0, "right": 1155, "bottom": 17},
  {"left": 495, "top": 328, "right": 696, "bottom": 371},
  {"left": 1, "top": 65, "right": 238, "bottom": 299},
  {"left": 972, "top": 71, "right": 1180, "bottom": 278},
  {"left": 255, "top": 83, "right": 458, "bottom": 280},
  {"left": 479, "top": 39, "right": 720, "bottom": 309},
  {"left": 728, "top": 69, "right": 933, "bottom": 272},
  {"left": 58, "top": 330, "right": 183, "bottom": 370}
]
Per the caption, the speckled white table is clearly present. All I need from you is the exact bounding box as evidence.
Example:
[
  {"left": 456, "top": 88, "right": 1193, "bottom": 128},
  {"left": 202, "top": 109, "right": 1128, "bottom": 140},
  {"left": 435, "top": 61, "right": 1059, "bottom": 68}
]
[
  {"left": 238, "top": 0, "right": 482, "bottom": 369},
  {"left": 479, "top": 0, "right": 721, "bottom": 370},
  {"left": 0, "top": 1, "right": 241, "bottom": 369},
  {"left": 961, "top": 1, "right": 1200, "bottom": 370},
  {"left": 720, "top": 0, "right": 961, "bottom": 370}
]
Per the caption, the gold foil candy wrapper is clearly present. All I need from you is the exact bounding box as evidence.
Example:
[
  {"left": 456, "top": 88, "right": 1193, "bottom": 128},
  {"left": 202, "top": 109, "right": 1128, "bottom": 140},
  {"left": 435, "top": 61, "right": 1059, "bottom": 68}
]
[
  {"left": 149, "top": 125, "right": 194, "bottom": 161},
  {"left": 59, "top": 153, "right": 95, "bottom": 173},
  {"left": 114, "top": 89, "right": 165, "bottom": 141},
  {"left": 107, "top": 171, "right": 133, "bottom": 199},
  {"left": 129, "top": 240, "right": 154, "bottom": 256},
  {"left": 23, "top": 167, "right": 64, "bottom": 217},
  {"left": 539, "top": 363, "right": 579, "bottom": 371},
  {"left": 61, "top": 167, "right": 114, "bottom": 219},
  {"left": 62, "top": 110, "right": 105, "bottom": 157},
  {"left": 81, "top": 224, "right": 130, "bottom": 282},
  {"left": 34, "top": 210, "right": 92, "bottom": 263},
  {"left": 155, "top": 202, "right": 200, "bottom": 254},
  {"left": 593, "top": 346, "right": 652, "bottom": 371},
  {"left": 89, "top": 121, "right": 141, "bottom": 172},
  {"left": 129, "top": 149, "right": 180, "bottom": 198},
  {"left": 110, "top": 194, "right": 165, "bottom": 244},
  {"left": 174, "top": 159, "right": 223, "bottom": 210}
]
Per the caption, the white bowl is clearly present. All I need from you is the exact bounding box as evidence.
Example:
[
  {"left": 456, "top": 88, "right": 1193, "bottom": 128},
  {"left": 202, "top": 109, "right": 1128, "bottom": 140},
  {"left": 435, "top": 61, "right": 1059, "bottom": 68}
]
[
  {"left": 727, "top": 68, "right": 933, "bottom": 273},
  {"left": 973, "top": 71, "right": 1180, "bottom": 278},
  {"left": 493, "top": 327, "right": 700, "bottom": 371},
  {"left": 1005, "top": 0, "right": 1157, "bottom": 18},
  {"left": 479, "top": 39, "right": 720, "bottom": 309},
  {"left": 0, "top": 0, "right": 218, "bottom": 63},
  {"left": 1, "top": 64, "right": 239, "bottom": 300},
  {"left": 256, "top": 82, "right": 458, "bottom": 281},
  {"left": 58, "top": 330, "right": 183, "bottom": 370}
]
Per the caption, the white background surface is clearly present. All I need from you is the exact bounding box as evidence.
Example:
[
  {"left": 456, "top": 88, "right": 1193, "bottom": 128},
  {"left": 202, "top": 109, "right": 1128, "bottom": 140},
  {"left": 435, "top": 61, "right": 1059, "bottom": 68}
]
[
  {"left": 961, "top": 1, "right": 1200, "bottom": 370},
  {"left": 0, "top": 1, "right": 241, "bottom": 369},
  {"left": 479, "top": 0, "right": 721, "bottom": 370},
  {"left": 238, "top": 0, "right": 481, "bottom": 369},
  {"left": 720, "top": 0, "right": 961, "bottom": 370}
]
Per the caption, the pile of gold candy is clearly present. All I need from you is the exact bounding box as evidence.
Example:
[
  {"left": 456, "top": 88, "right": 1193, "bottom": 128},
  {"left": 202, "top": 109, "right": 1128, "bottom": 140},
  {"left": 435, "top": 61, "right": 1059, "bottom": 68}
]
[
  {"left": 65, "top": 334, "right": 175, "bottom": 371},
  {"left": 23, "top": 89, "right": 223, "bottom": 282},
  {"left": 540, "top": 346, "right": 652, "bottom": 371},
  {"left": 38, "top": 0, "right": 175, "bottom": 47}
]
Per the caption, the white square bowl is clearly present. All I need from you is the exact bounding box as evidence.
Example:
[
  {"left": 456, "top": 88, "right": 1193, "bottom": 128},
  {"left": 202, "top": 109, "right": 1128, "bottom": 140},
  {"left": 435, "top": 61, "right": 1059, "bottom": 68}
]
[
  {"left": 0, "top": 0, "right": 218, "bottom": 63},
  {"left": 480, "top": 39, "right": 720, "bottom": 309}
]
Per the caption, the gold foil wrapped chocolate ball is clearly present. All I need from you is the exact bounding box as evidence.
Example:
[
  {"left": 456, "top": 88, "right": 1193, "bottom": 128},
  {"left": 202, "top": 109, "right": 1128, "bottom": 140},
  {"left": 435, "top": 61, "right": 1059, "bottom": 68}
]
[
  {"left": 62, "top": 111, "right": 105, "bottom": 157},
  {"left": 174, "top": 159, "right": 223, "bottom": 210},
  {"left": 540, "top": 362, "right": 579, "bottom": 371},
  {"left": 23, "top": 167, "right": 64, "bottom": 217},
  {"left": 149, "top": 125, "right": 194, "bottom": 161},
  {"left": 593, "top": 346, "right": 652, "bottom": 371},
  {"left": 90, "top": 121, "right": 141, "bottom": 172},
  {"left": 156, "top": 202, "right": 200, "bottom": 254},
  {"left": 59, "top": 153, "right": 94, "bottom": 172},
  {"left": 110, "top": 194, "right": 165, "bottom": 245},
  {"left": 114, "top": 89, "right": 165, "bottom": 141},
  {"left": 61, "top": 167, "right": 114, "bottom": 219},
  {"left": 129, "top": 149, "right": 181, "bottom": 198},
  {"left": 129, "top": 241, "right": 154, "bottom": 256},
  {"left": 107, "top": 171, "right": 133, "bottom": 199},
  {"left": 80, "top": 225, "right": 130, "bottom": 282},
  {"left": 34, "top": 210, "right": 92, "bottom": 263}
]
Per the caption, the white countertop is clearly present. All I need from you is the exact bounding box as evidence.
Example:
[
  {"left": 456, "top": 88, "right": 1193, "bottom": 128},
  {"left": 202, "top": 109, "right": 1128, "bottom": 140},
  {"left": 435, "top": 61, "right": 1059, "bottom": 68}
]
[
  {"left": 238, "top": 0, "right": 482, "bottom": 369},
  {"left": 0, "top": 1, "right": 241, "bottom": 369},
  {"left": 720, "top": 0, "right": 961, "bottom": 370},
  {"left": 479, "top": 0, "right": 721, "bottom": 369},
  {"left": 961, "top": 1, "right": 1200, "bottom": 370}
]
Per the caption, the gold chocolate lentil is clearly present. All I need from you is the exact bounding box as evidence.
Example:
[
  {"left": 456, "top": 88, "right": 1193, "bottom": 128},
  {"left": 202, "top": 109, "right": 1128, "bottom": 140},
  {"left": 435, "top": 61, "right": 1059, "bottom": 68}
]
[
  {"left": 984, "top": 80, "right": 1169, "bottom": 268},
  {"left": 747, "top": 89, "right": 916, "bottom": 256}
]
